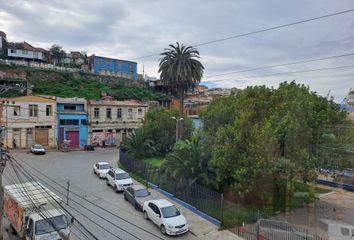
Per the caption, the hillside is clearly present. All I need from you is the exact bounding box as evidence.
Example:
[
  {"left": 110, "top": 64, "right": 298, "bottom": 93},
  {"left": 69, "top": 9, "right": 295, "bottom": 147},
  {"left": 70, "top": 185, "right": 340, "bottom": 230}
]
[{"left": 0, "top": 64, "right": 170, "bottom": 101}]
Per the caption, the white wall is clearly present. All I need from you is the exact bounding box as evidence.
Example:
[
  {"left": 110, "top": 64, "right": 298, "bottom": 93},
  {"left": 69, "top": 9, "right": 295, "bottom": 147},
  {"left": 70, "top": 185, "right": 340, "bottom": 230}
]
[{"left": 8, "top": 49, "right": 43, "bottom": 60}]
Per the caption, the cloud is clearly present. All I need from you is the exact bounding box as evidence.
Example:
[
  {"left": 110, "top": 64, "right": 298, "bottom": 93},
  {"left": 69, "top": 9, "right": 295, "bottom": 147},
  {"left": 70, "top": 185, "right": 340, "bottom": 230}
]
[{"left": 0, "top": 0, "right": 353, "bottom": 101}]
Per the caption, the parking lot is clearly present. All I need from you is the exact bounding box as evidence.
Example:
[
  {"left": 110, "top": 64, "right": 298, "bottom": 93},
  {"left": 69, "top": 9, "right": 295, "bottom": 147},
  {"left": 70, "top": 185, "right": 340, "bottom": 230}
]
[{"left": 2, "top": 149, "right": 239, "bottom": 240}]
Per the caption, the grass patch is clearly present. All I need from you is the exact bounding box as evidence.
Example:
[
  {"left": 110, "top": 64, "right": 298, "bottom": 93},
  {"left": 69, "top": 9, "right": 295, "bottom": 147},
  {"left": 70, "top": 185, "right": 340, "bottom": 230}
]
[
  {"left": 143, "top": 157, "right": 164, "bottom": 167},
  {"left": 294, "top": 182, "right": 331, "bottom": 194}
]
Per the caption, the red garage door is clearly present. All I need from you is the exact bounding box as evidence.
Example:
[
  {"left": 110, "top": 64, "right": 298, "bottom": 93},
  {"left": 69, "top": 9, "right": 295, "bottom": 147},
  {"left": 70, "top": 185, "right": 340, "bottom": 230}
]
[{"left": 66, "top": 131, "right": 79, "bottom": 149}]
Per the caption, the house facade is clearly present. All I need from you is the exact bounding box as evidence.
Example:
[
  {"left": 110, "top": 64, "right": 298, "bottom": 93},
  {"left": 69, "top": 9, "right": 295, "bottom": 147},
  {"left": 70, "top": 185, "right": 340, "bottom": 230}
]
[
  {"left": 89, "top": 55, "right": 137, "bottom": 80},
  {"left": 56, "top": 97, "right": 88, "bottom": 149},
  {"left": 87, "top": 100, "right": 148, "bottom": 146},
  {"left": 0, "top": 96, "right": 56, "bottom": 149},
  {"left": 7, "top": 41, "right": 45, "bottom": 62},
  {"left": 0, "top": 31, "right": 7, "bottom": 58}
]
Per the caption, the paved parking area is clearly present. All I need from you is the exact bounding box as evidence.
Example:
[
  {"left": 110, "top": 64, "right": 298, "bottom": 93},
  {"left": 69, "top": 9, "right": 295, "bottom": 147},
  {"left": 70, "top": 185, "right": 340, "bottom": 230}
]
[{"left": 2, "top": 149, "right": 240, "bottom": 240}]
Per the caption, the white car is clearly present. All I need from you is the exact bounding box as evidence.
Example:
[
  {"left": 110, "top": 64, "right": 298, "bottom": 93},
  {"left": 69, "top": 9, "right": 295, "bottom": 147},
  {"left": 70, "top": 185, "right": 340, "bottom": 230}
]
[
  {"left": 30, "top": 144, "right": 46, "bottom": 155},
  {"left": 143, "top": 199, "right": 188, "bottom": 235},
  {"left": 106, "top": 168, "right": 133, "bottom": 192},
  {"left": 93, "top": 162, "right": 110, "bottom": 178}
]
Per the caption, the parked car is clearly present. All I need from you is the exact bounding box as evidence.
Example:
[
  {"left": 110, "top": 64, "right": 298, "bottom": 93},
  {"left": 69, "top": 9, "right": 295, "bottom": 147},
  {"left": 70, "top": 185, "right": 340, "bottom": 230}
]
[
  {"left": 93, "top": 162, "right": 110, "bottom": 178},
  {"left": 143, "top": 199, "right": 188, "bottom": 235},
  {"left": 106, "top": 168, "right": 133, "bottom": 192},
  {"left": 123, "top": 185, "right": 152, "bottom": 211},
  {"left": 319, "top": 219, "right": 354, "bottom": 240},
  {"left": 30, "top": 144, "right": 46, "bottom": 155}
]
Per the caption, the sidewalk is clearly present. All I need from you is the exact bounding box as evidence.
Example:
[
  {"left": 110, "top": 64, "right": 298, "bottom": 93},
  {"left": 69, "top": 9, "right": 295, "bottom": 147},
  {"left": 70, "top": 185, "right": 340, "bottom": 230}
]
[{"left": 116, "top": 152, "right": 242, "bottom": 239}]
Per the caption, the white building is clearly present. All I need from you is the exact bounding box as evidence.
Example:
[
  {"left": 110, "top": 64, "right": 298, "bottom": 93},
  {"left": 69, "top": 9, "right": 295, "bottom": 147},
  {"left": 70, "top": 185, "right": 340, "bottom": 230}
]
[
  {"left": 87, "top": 100, "right": 148, "bottom": 146},
  {"left": 0, "top": 96, "right": 57, "bottom": 149},
  {"left": 7, "top": 42, "right": 44, "bottom": 62}
]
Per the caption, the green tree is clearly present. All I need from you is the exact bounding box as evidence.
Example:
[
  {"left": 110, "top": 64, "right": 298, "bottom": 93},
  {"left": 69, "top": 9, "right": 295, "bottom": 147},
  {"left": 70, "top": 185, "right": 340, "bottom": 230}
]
[
  {"left": 122, "top": 128, "right": 155, "bottom": 158},
  {"left": 49, "top": 44, "right": 66, "bottom": 66},
  {"left": 205, "top": 81, "right": 351, "bottom": 201},
  {"left": 142, "top": 108, "right": 194, "bottom": 155},
  {"left": 162, "top": 131, "right": 212, "bottom": 186},
  {"left": 158, "top": 42, "right": 204, "bottom": 139}
]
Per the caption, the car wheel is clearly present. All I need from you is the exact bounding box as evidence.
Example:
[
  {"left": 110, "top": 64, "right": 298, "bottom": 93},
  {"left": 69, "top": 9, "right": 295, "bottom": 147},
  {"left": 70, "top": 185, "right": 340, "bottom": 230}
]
[
  {"left": 160, "top": 225, "right": 166, "bottom": 235},
  {"left": 106, "top": 179, "right": 109, "bottom": 186},
  {"left": 143, "top": 211, "right": 149, "bottom": 220},
  {"left": 134, "top": 203, "right": 139, "bottom": 211},
  {"left": 124, "top": 193, "right": 128, "bottom": 201}
]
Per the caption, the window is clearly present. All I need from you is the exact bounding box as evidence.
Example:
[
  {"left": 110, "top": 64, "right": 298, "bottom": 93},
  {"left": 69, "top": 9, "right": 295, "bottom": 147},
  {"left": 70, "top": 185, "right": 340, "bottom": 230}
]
[
  {"left": 13, "top": 106, "right": 20, "bottom": 116},
  {"left": 59, "top": 119, "right": 79, "bottom": 125},
  {"left": 10, "top": 49, "right": 15, "bottom": 53},
  {"left": 46, "top": 105, "right": 52, "bottom": 116},
  {"left": 117, "top": 108, "right": 122, "bottom": 118},
  {"left": 94, "top": 108, "right": 99, "bottom": 118},
  {"left": 106, "top": 59, "right": 110, "bottom": 64},
  {"left": 22, "top": 50, "right": 28, "bottom": 55},
  {"left": 64, "top": 105, "right": 76, "bottom": 111},
  {"left": 81, "top": 119, "right": 87, "bottom": 125},
  {"left": 106, "top": 108, "right": 112, "bottom": 119},
  {"left": 341, "top": 227, "right": 350, "bottom": 236},
  {"left": 29, "top": 105, "right": 38, "bottom": 117},
  {"left": 128, "top": 109, "right": 133, "bottom": 119},
  {"left": 138, "top": 108, "right": 142, "bottom": 115},
  {"left": 98, "top": 59, "right": 102, "bottom": 65}
]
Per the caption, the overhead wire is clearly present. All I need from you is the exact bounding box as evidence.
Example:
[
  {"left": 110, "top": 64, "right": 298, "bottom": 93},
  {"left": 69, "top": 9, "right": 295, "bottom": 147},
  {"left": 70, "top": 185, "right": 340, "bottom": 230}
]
[
  {"left": 202, "top": 52, "right": 354, "bottom": 79},
  {"left": 201, "top": 65, "right": 354, "bottom": 83},
  {"left": 7, "top": 155, "right": 122, "bottom": 240},
  {"left": 129, "top": 8, "right": 354, "bottom": 60},
  {"left": 9, "top": 154, "right": 166, "bottom": 240},
  {"left": 4, "top": 154, "right": 99, "bottom": 240}
]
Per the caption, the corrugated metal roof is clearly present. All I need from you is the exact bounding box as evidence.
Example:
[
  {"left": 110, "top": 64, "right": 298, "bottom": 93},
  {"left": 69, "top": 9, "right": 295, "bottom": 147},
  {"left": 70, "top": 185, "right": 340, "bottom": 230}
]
[
  {"left": 89, "top": 100, "right": 148, "bottom": 107},
  {"left": 4, "top": 182, "right": 62, "bottom": 208}
]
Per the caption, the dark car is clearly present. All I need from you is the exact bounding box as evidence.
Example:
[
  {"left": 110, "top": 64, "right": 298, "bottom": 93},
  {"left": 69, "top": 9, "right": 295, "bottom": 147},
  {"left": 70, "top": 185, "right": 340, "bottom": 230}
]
[{"left": 123, "top": 185, "right": 152, "bottom": 211}]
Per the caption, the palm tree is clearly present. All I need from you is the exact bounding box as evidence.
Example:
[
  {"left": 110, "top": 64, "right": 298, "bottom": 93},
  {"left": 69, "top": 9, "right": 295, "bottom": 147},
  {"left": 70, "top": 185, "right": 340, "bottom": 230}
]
[
  {"left": 162, "top": 132, "right": 209, "bottom": 185},
  {"left": 122, "top": 128, "right": 155, "bottom": 158},
  {"left": 159, "top": 42, "right": 204, "bottom": 139}
]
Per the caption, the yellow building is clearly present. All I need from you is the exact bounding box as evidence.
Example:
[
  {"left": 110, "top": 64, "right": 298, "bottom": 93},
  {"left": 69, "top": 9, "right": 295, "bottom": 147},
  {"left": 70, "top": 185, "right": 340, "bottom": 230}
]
[{"left": 0, "top": 96, "right": 57, "bottom": 149}]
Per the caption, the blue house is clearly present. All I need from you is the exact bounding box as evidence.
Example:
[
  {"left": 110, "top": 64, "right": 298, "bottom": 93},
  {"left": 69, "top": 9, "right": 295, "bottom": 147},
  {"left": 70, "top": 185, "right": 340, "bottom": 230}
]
[
  {"left": 89, "top": 55, "right": 137, "bottom": 80},
  {"left": 56, "top": 98, "right": 88, "bottom": 149}
]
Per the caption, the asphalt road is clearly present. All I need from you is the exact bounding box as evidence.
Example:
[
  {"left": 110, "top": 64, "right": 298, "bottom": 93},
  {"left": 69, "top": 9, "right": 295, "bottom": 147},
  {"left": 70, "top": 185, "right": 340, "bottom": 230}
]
[{"left": 2, "top": 149, "right": 199, "bottom": 240}]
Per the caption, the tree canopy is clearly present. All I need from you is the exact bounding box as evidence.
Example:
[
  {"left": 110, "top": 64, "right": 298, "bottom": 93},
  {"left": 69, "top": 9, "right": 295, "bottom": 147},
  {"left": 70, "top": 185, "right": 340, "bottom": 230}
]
[{"left": 200, "top": 81, "right": 352, "bottom": 199}]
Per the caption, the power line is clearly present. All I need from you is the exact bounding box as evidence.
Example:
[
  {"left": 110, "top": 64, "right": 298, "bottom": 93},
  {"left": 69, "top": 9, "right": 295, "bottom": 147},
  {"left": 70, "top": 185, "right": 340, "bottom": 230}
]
[
  {"left": 201, "top": 64, "right": 354, "bottom": 83},
  {"left": 13, "top": 155, "right": 166, "bottom": 240},
  {"left": 8, "top": 156, "right": 125, "bottom": 240},
  {"left": 5, "top": 155, "right": 99, "bottom": 240},
  {"left": 130, "top": 8, "right": 354, "bottom": 60},
  {"left": 202, "top": 52, "right": 354, "bottom": 79}
]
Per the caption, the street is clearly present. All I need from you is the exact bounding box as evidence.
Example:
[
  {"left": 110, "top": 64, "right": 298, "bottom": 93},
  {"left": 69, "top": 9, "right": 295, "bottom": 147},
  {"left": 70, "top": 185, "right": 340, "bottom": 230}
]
[{"left": 2, "top": 149, "right": 202, "bottom": 240}]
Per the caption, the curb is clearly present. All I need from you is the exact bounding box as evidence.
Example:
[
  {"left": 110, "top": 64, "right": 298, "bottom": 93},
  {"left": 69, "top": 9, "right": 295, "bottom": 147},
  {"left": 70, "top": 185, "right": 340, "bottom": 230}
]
[{"left": 147, "top": 181, "right": 222, "bottom": 226}]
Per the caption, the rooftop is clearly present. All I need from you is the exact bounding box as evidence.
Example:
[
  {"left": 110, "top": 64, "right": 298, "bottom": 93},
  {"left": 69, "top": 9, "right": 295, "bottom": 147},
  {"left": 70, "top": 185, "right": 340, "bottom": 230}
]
[{"left": 89, "top": 100, "right": 148, "bottom": 107}]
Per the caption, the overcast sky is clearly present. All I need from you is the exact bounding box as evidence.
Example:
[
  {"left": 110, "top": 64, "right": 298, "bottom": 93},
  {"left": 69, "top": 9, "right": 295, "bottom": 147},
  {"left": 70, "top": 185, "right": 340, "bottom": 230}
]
[{"left": 0, "top": 0, "right": 353, "bottom": 102}]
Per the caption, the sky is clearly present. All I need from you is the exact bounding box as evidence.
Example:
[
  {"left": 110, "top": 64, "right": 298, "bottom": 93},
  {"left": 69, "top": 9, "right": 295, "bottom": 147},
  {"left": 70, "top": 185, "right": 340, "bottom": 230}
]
[{"left": 0, "top": 0, "right": 353, "bottom": 102}]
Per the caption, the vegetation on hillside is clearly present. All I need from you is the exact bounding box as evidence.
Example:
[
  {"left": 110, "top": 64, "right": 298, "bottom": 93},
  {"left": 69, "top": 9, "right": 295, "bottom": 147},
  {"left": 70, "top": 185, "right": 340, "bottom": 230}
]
[{"left": 0, "top": 64, "right": 171, "bottom": 101}]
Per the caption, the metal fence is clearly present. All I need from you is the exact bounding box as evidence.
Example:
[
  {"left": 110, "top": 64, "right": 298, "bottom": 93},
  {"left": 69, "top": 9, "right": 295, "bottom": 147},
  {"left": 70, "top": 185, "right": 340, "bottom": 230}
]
[
  {"left": 119, "top": 150, "right": 224, "bottom": 221},
  {"left": 231, "top": 219, "right": 329, "bottom": 240}
]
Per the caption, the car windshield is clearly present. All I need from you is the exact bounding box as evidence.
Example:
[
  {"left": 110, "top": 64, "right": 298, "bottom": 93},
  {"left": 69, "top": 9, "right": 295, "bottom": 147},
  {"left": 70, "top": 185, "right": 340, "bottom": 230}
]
[
  {"left": 99, "top": 164, "right": 110, "bottom": 169},
  {"left": 116, "top": 172, "right": 130, "bottom": 180},
  {"left": 135, "top": 189, "right": 149, "bottom": 197},
  {"left": 34, "top": 145, "right": 43, "bottom": 149},
  {"left": 161, "top": 206, "right": 180, "bottom": 218},
  {"left": 35, "top": 215, "right": 68, "bottom": 235}
]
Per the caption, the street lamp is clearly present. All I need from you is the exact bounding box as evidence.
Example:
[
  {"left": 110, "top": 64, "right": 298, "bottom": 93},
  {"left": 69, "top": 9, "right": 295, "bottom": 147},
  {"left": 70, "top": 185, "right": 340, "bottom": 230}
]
[{"left": 171, "top": 117, "right": 183, "bottom": 142}]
